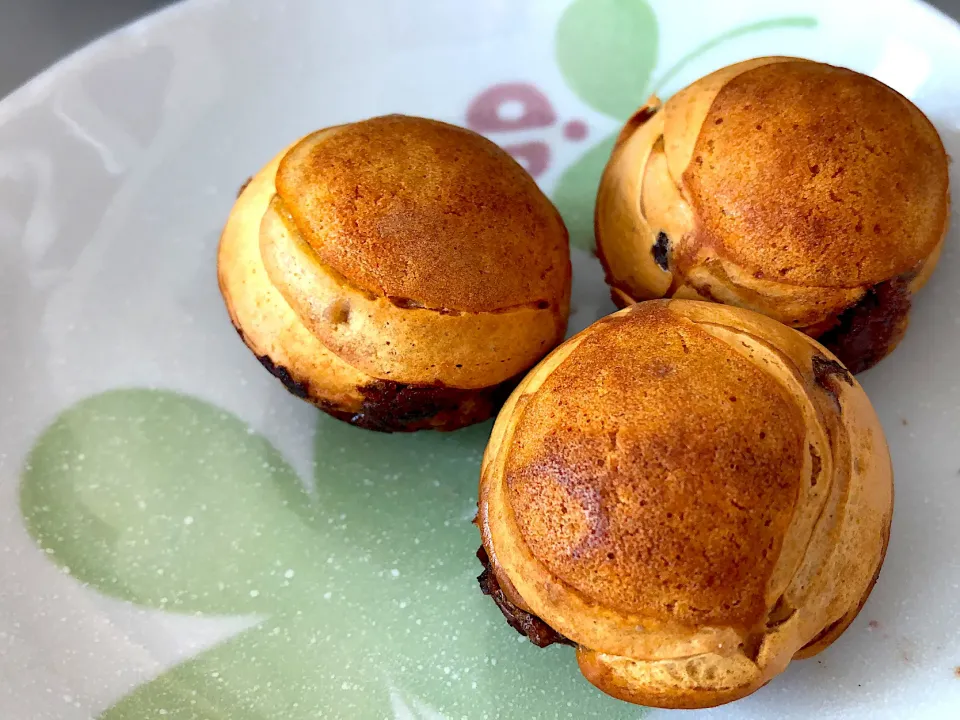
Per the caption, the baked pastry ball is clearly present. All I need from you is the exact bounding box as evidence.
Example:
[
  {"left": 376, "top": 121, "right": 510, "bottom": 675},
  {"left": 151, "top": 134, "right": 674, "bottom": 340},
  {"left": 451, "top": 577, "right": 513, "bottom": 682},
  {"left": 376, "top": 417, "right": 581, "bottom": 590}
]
[
  {"left": 477, "top": 300, "right": 892, "bottom": 709},
  {"left": 596, "top": 57, "right": 950, "bottom": 373},
  {"left": 218, "top": 115, "right": 570, "bottom": 432}
]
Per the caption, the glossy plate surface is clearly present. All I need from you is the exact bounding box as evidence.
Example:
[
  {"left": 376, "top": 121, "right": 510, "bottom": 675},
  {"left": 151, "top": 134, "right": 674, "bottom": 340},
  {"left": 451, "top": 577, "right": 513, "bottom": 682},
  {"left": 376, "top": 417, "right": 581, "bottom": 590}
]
[{"left": 1, "top": 0, "right": 959, "bottom": 717}]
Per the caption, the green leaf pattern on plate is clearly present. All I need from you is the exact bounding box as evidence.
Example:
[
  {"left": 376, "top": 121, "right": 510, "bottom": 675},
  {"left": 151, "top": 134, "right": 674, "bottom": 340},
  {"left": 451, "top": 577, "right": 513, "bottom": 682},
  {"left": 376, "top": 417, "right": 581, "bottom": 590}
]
[
  {"left": 556, "top": 0, "right": 659, "bottom": 120},
  {"left": 22, "top": 389, "right": 316, "bottom": 616},
  {"left": 22, "top": 390, "right": 642, "bottom": 719}
]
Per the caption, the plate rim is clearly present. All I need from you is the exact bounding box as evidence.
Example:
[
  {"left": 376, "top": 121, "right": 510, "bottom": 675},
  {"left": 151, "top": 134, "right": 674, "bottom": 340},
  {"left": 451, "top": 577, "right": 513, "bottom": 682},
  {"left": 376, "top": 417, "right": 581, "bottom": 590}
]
[{"left": 3, "top": 0, "right": 960, "bottom": 128}]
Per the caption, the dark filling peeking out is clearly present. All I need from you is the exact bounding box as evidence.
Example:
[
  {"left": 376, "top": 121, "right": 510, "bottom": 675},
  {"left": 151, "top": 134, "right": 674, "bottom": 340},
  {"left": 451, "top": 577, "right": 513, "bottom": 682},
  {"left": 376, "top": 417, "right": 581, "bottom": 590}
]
[
  {"left": 818, "top": 277, "right": 912, "bottom": 375},
  {"left": 257, "top": 353, "right": 311, "bottom": 399},
  {"left": 811, "top": 354, "right": 853, "bottom": 406},
  {"left": 652, "top": 232, "right": 670, "bottom": 271},
  {"left": 344, "top": 379, "right": 518, "bottom": 433},
  {"left": 236, "top": 324, "right": 516, "bottom": 432},
  {"left": 476, "top": 546, "right": 571, "bottom": 648}
]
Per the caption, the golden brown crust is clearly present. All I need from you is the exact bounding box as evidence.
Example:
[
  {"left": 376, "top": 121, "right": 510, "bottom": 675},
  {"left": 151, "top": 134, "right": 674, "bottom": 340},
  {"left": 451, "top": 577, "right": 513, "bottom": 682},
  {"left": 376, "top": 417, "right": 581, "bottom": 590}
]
[
  {"left": 218, "top": 116, "right": 570, "bottom": 430},
  {"left": 504, "top": 305, "right": 804, "bottom": 628},
  {"left": 257, "top": 194, "right": 567, "bottom": 388},
  {"left": 276, "top": 115, "right": 570, "bottom": 313},
  {"left": 686, "top": 61, "right": 947, "bottom": 288},
  {"left": 595, "top": 58, "right": 950, "bottom": 372},
  {"left": 478, "top": 300, "right": 893, "bottom": 708}
]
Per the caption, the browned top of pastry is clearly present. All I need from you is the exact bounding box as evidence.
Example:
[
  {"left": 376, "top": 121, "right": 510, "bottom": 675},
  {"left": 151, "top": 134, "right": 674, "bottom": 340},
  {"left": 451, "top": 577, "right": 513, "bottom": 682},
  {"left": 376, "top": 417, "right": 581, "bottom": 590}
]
[
  {"left": 274, "top": 115, "right": 569, "bottom": 313},
  {"left": 685, "top": 60, "right": 948, "bottom": 288},
  {"left": 503, "top": 303, "right": 805, "bottom": 629}
]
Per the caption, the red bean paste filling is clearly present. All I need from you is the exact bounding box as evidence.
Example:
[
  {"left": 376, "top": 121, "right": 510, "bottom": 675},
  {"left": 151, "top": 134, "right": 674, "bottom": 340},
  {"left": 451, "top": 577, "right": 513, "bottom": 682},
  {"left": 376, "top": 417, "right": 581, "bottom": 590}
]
[
  {"left": 817, "top": 277, "right": 912, "bottom": 375},
  {"left": 476, "top": 546, "right": 571, "bottom": 648},
  {"left": 346, "top": 379, "right": 517, "bottom": 433},
  {"left": 810, "top": 353, "right": 853, "bottom": 407},
  {"left": 257, "top": 353, "right": 311, "bottom": 399},
  {"left": 652, "top": 231, "right": 670, "bottom": 271},
  {"left": 237, "top": 325, "right": 518, "bottom": 432}
]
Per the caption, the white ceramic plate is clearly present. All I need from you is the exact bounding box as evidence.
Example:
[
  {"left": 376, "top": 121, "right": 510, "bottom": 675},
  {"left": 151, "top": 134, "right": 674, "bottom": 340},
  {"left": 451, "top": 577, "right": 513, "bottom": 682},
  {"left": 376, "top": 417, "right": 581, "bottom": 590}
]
[{"left": 1, "top": 0, "right": 959, "bottom": 718}]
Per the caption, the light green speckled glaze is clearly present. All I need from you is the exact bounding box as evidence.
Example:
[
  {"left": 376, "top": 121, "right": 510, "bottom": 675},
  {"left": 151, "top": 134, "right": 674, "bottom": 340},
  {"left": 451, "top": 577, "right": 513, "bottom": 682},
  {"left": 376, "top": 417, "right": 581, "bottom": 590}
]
[{"left": 21, "top": 389, "right": 643, "bottom": 718}]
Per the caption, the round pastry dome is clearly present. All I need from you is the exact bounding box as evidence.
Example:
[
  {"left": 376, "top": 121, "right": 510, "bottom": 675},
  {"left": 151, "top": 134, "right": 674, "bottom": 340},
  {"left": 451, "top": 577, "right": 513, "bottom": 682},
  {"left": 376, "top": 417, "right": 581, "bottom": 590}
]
[
  {"left": 478, "top": 300, "right": 893, "bottom": 708},
  {"left": 218, "top": 115, "right": 571, "bottom": 431},
  {"left": 595, "top": 57, "right": 949, "bottom": 373}
]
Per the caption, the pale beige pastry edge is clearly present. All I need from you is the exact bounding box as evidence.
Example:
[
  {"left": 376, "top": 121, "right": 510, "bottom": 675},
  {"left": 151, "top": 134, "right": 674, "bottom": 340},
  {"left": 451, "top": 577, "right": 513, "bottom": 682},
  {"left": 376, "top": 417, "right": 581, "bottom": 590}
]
[{"left": 217, "top": 145, "right": 368, "bottom": 411}]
